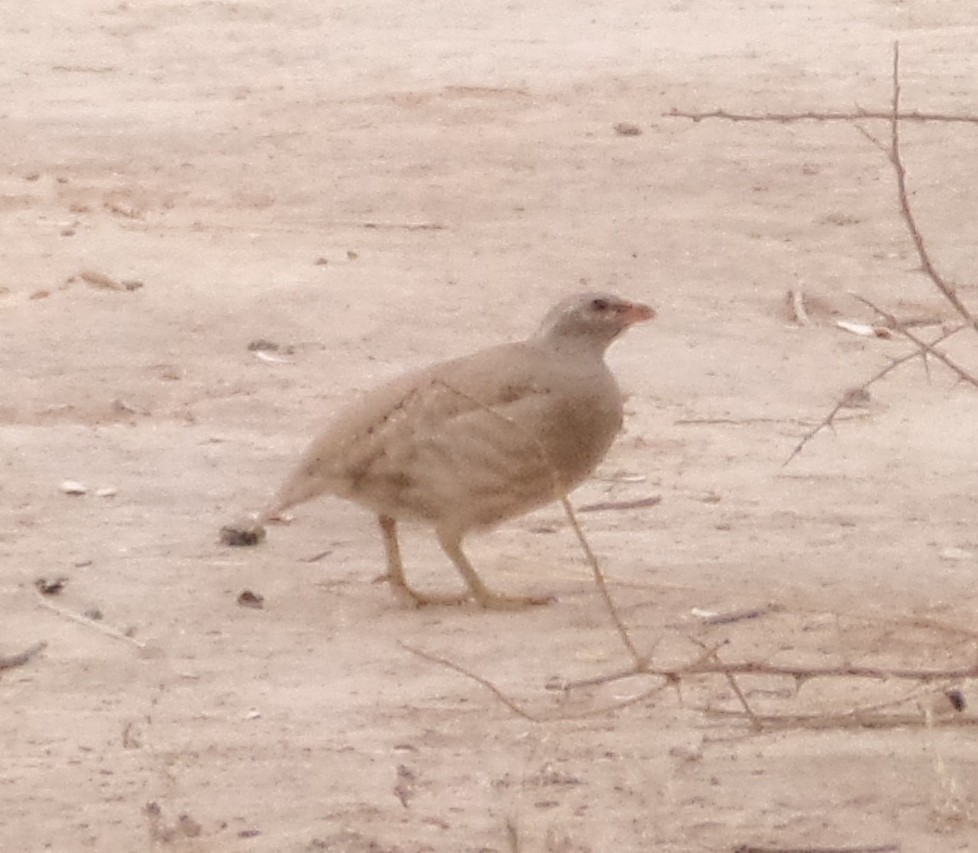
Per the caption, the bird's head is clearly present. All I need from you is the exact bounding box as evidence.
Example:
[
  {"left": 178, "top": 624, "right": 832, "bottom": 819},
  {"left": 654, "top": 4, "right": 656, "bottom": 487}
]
[{"left": 534, "top": 292, "right": 655, "bottom": 353}]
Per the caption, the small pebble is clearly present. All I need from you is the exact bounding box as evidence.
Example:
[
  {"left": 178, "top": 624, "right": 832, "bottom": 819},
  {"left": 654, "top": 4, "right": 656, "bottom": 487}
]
[
  {"left": 221, "top": 524, "right": 266, "bottom": 547},
  {"left": 237, "top": 590, "right": 264, "bottom": 609},
  {"left": 614, "top": 122, "right": 643, "bottom": 136},
  {"left": 60, "top": 480, "right": 88, "bottom": 495},
  {"left": 247, "top": 339, "right": 280, "bottom": 352},
  {"left": 35, "top": 576, "right": 68, "bottom": 595}
]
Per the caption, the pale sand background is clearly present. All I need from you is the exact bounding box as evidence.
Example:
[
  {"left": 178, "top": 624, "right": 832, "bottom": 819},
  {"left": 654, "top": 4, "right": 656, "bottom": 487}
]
[{"left": 2, "top": 2, "right": 978, "bottom": 851}]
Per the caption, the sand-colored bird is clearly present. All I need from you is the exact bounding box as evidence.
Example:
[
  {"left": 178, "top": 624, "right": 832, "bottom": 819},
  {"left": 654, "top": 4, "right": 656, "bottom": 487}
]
[{"left": 223, "top": 292, "right": 654, "bottom": 609}]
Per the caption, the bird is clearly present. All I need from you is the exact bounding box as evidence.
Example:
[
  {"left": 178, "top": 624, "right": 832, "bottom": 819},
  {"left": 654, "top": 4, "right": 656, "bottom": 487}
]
[{"left": 222, "top": 292, "right": 654, "bottom": 609}]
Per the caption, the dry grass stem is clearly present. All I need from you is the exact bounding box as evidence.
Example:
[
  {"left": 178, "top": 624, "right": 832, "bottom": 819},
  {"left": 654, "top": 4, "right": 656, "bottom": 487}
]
[{"left": 35, "top": 593, "right": 148, "bottom": 650}]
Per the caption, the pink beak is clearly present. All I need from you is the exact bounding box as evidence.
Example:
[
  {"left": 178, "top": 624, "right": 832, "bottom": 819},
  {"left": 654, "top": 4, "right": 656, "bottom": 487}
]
[{"left": 622, "top": 301, "right": 656, "bottom": 325}]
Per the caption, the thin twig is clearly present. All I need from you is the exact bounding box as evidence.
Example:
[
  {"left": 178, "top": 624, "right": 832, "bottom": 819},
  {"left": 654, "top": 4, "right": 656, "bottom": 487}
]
[
  {"left": 0, "top": 641, "right": 47, "bottom": 672},
  {"left": 694, "top": 638, "right": 761, "bottom": 730},
  {"left": 573, "top": 656, "right": 978, "bottom": 689},
  {"left": 577, "top": 495, "right": 661, "bottom": 513},
  {"left": 886, "top": 42, "right": 978, "bottom": 332},
  {"left": 560, "top": 497, "right": 645, "bottom": 668},
  {"left": 398, "top": 642, "right": 542, "bottom": 721},
  {"left": 398, "top": 641, "right": 670, "bottom": 721},
  {"left": 666, "top": 105, "right": 978, "bottom": 124},
  {"left": 787, "top": 289, "right": 812, "bottom": 326}
]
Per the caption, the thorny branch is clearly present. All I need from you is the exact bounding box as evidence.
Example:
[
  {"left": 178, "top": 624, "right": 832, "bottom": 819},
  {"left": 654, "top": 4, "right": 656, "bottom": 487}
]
[
  {"left": 851, "top": 295, "right": 978, "bottom": 390},
  {"left": 780, "top": 42, "right": 978, "bottom": 465},
  {"left": 666, "top": 105, "right": 978, "bottom": 125},
  {"left": 782, "top": 322, "right": 968, "bottom": 466},
  {"left": 886, "top": 43, "right": 978, "bottom": 332}
]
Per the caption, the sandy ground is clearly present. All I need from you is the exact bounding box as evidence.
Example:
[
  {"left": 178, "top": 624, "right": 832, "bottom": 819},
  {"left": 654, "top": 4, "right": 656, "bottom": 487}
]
[{"left": 3, "top": 1, "right": 978, "bottom": 851}]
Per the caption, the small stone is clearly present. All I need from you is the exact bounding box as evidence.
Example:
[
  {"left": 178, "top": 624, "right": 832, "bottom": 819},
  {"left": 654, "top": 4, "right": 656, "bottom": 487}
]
[
  {"left": 237, "top": 590, "right": 264, "bottom": 609},
  {"left": 60, "top": 480, "right": 88, "bottom": 495},
  {"left": 614, "top": 122, "right": 643, "bottom": 136},
  {"left": 35, "top": 576, "right": 68, "bottom": 595},
  {"left": 221, "top": 524, "right": 266, "bottom": 547},
  {"left": 247, "top": 339, "right": 280, "bottom": 352}
]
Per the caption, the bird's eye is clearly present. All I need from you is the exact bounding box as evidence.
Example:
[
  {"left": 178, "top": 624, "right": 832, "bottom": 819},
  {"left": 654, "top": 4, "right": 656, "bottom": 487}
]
[{"left": 590, "top": 298, "right": 610, "bottom": 311}]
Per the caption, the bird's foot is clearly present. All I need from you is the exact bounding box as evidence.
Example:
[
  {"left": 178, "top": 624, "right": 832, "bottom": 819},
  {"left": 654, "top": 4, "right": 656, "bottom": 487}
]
[
  {"left": 473, "top": 591, "right": 556, "bottom": 611},
  {"left": 377, "top": 575, "right": 469, "bottom": 608}
]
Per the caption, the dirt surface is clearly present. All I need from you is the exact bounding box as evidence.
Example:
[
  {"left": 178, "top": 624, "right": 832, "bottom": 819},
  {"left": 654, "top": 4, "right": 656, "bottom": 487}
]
[{"left": 3, "top": 2, "right": 978, "bottom": 851}]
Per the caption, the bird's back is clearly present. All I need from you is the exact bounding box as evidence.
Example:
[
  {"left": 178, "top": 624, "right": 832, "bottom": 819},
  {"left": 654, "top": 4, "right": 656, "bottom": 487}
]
[{"left": 271, "top": 339, "right": 624, "bottom": 532}]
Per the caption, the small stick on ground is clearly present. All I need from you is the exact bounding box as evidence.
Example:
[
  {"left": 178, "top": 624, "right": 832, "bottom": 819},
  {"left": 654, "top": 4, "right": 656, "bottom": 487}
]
[
  {"left": 35, "top": 592, "right": 147, "bottom": 650},
  {"left": 577, "top": 495, "right": 661, "bottom": 513},
  {"left": 398, "top": 641, "right": 542, "bottom": 721},
  {"left": 0, "top": 641, "right": 47, "bottom": 672},
  {"left": 786, "top": 289, "right": 812, "bottom": 326}
]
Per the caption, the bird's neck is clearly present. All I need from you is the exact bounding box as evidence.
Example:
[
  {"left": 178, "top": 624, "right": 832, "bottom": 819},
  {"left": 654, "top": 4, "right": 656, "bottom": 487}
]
[{"left": 533, "top": 331, "right": 613, "bottom": 362}]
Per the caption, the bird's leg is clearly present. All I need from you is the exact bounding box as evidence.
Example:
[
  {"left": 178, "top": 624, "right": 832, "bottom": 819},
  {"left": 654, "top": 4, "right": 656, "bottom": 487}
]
[
  {"left": 377, "top": 516, "right": 468, "bottom": 607},
  {"left": 435, "top": 528, "right": 554, "bottom": 610}
]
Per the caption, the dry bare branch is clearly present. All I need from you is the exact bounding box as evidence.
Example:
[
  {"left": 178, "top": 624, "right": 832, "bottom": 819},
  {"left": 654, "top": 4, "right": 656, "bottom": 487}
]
[
  {"left": 666, "top": 105, "right": 978, "bottom": 124},
  {"left": 398, "top": 642, "right": 542, "bottom": 721},
  {"left": 398, "top": 641, "right": 670, "bottom": 721},
  {"left": 709, "top": 708, "right": 977, "bottom": 731},
  {"left": 573, "top": 653, "right": 978, "bottom": 690},
  {"left": 886, "top": 42, "right": 978, "bottom": 331}
]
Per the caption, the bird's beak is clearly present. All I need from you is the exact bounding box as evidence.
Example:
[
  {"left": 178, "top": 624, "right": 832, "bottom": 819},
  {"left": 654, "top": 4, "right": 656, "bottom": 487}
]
[{"left": 621, "top": 302, "right": 656, "bottom": 325}]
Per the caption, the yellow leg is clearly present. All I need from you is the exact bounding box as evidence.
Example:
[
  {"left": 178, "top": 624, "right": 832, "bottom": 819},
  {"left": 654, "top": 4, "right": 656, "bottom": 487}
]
[
  {"left": 378, "top": 516, "right": 467, "bottom": 607},
  {"left": 435, "top": 528, "right": 554, "bottom": 610}
]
